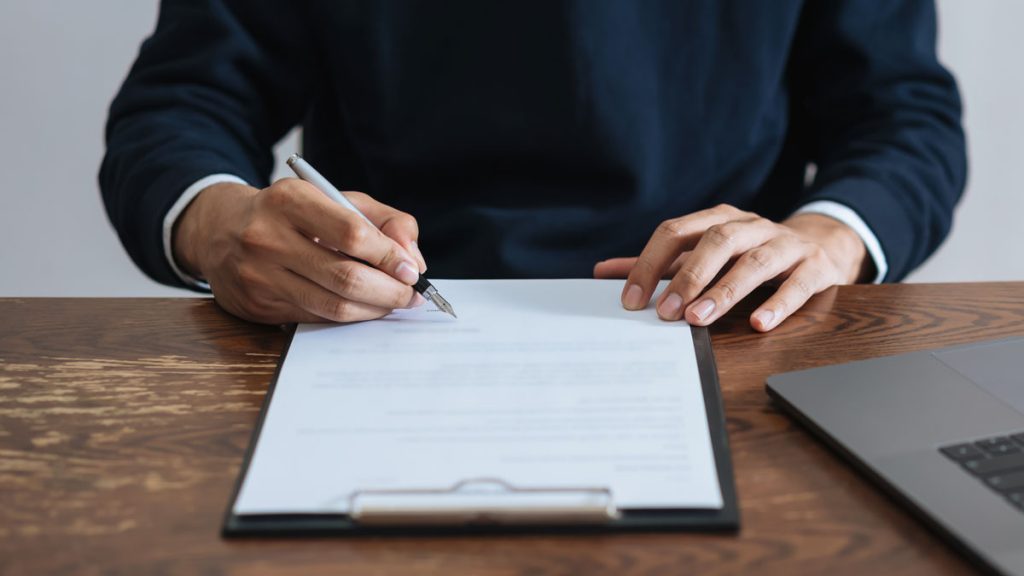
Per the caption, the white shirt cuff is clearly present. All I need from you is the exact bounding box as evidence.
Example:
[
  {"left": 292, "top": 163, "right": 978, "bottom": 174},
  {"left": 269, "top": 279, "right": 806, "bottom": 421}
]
[
  {"left": 794, "top": 200, "right": 888, "bottom": 284},
  {"left": 162, "top": 174, "right": 249, "bottom": 290}
]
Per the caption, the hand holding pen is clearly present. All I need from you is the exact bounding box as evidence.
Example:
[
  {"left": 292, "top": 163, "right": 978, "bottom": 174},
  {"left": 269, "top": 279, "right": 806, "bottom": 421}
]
[
  {"left": 287, "top": 154, "right": 455, "bottom": 318},
  {"left": 170, "top": 156, "right": 454, "bottom": 324}
]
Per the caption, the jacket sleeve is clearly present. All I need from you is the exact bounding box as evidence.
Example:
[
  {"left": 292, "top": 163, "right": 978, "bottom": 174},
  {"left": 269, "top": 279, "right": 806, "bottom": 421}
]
[
  {"left": 791, "top": 0, "right": 967, "bottom": 281},
  {"left": 99, "top": 0, "right": 316, "bottom": 287}
]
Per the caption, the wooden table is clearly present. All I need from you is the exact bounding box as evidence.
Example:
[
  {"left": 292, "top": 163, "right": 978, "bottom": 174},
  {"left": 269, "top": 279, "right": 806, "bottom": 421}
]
[{"left": 2, "top": 283, "right": 1022, "bottom": 575}]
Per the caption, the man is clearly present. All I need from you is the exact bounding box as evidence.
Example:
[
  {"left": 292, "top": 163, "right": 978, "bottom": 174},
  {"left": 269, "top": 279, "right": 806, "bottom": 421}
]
[{"left": 100, "top": 1, "right": 966, "bottom": 330}]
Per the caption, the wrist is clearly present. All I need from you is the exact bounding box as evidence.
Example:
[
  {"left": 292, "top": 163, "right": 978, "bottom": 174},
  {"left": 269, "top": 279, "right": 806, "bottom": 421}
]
[
  {"left": 172, "top": 182, "right": 257, "bottom": 280},
  {"left": 783, "top": 212, "right": 873, "bottom": 283}
]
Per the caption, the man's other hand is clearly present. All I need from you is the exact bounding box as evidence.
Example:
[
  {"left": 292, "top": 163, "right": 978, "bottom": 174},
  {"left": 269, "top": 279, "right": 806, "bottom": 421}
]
[{"left": 593, "top": 204, "right": 871, "bottom": 332}]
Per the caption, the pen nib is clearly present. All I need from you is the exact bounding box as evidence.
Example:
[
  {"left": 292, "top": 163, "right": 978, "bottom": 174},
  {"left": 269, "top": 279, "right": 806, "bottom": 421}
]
[{"left": 425, "top": 289, "right": 457, "bottom": 319}]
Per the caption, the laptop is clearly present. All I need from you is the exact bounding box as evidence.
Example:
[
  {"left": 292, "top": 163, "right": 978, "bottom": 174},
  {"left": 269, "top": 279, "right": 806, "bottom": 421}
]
[{"left": 766, "top": 335, "right": 1024, "bottom": 575}]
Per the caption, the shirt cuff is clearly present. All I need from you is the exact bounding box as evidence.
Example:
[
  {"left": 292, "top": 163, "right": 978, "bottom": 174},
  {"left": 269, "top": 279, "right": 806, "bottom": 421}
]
[
  {"left": 794, "top": 200, "right": 888, "bottom": 284},
  {"left": 162, "top": 174, "right": 249, "bottom": 291}
]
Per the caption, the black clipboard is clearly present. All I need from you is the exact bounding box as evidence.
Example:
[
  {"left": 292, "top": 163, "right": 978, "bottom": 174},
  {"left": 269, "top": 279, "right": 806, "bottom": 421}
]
[{"left": 222, "top": 325, "right": 738, "bottom": 536}]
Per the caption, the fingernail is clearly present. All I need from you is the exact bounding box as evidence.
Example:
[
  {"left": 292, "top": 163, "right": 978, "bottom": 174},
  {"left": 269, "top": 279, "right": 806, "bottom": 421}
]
[
  {"left": 753, "top": 308, "right": 775, "bottom": 329},
  {"left": 409, "top": 292, "right": 426, "bottom": 308},
  {"left": 409, "top": 241, "right": 427, "bottom": 272},
  {"left": 657, "top": 292, "right": 684, "bottom": 320},
  {"left": 623, "top": 284, "right": 645, "bottom": 310},
  {"left": 395, "top": 261, "right": 420, "bottom": 284},
  {"left": 691, "top": 299, "right": 716, "bottom": 322}
]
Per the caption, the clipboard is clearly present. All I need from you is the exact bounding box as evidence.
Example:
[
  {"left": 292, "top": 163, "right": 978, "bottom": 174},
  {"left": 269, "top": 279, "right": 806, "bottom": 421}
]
[{"left": 222, "top": 325, "right": 738, "bottom": 536}]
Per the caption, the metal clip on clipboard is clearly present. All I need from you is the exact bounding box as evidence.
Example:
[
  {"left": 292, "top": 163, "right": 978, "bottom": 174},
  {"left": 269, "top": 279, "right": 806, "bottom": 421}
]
[{"left": 348, "top": 478, "right": 620, "bottom": 526}]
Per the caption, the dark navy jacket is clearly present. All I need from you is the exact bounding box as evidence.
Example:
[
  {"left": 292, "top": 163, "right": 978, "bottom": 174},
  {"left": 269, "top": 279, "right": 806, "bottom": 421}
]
[{"left": 101, "top": 0, "right": 966, "bottom": 287}]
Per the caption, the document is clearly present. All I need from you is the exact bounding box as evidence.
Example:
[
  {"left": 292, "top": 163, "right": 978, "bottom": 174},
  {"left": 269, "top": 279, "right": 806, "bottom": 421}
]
[{"left": 233, "top": 279, "right": 723, "bottom": 515}]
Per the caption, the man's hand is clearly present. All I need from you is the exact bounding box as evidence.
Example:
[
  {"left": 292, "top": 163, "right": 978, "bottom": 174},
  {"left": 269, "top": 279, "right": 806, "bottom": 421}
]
[
  {"left": 173, "top": 179, "right": 428, "bottom": 324},
  {"left": 593, "top": 204, "right": 871, "bottom": 332}
]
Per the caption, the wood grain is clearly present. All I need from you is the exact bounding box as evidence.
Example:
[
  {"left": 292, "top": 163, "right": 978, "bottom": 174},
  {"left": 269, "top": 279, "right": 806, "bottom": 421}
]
[{"left": 1, "top": 284, "right": 1021, "bottom": 576}]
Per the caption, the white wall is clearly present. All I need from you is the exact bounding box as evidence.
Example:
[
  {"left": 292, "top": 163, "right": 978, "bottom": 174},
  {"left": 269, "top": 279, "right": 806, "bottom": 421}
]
[
  {"left": 0, "top": 1, "right": 1019, "bottom": 296},
  {"left": 0, "top": 1, "right": 296, "bottom": 297},
  {"left": 910, "top": 1, "right": 1024, "bottom": 282}
]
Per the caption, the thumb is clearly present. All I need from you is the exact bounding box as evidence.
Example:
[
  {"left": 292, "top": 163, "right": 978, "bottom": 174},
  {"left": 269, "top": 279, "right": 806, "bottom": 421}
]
[
  {"left": 345, "top": 192, "right": 426, "bottom": 272},
  {"left": 594, "top": 253, "right": 690, "bottom": 279},
  {"left": 593, "top": 257, "right": 637, "bottom": 279}
]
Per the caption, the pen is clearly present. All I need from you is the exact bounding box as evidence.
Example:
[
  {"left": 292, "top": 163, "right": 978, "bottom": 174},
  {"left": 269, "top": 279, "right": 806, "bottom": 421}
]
[{"left": 287, "top": 153, "right": 457, "bottom": 318}]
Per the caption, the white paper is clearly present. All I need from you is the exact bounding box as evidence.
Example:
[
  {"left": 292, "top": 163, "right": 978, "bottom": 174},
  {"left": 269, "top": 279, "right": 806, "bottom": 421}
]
[{"left": 234, "top": 279, "right": 723, "bottom": 514}]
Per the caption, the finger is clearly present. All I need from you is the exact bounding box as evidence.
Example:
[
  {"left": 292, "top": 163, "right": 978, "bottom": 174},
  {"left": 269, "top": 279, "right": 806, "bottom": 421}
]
[
  {"left": 231, "top": 300, "right": 325, "bottom": 325},
  {"left": 275, "top": 267, "right": 395, "bottom": 323},
  {"left": 256, "top": 302, "right": 326, "bottom": 324},
  {"left": 682, "top": 237, "right": 801, "bottom": 326},
  {"left": 282, "top": 229, "right": 423, "bottom": 310},
  {"left": 594, "top": 257, "right": 637, "bottom": 279},
  {"left": 595, "top": 254, "right": 690, "bottom": 280},
  {"left": 623, "top": 208, "right": 743, "bottom": 311},
  {"left": 348, "top": 192, "right": 427, "bottom": 272},
  {"left": 656, "top": 217, "right": 779, "bottom": 321},
  {"left": 268, "top": 181, "right": 422, "bottom": 286},
  {"left": 750, "top": 260, "right": 831, "bottom": 332},
  {"left": 209, "top": 277, "right": 325, "bottom": 325}
]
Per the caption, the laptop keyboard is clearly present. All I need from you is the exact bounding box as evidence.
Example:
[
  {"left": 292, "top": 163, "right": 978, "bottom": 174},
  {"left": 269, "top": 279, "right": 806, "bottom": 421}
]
[{"left": 940, "top": 432, "right": 1024, "bottom": 513}]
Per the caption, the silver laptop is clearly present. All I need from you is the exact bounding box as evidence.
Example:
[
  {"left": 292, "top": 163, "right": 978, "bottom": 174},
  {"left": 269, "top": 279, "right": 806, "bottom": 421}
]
[{"left": 766, "top": 336, "right": 1024, "bottom": 575}]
